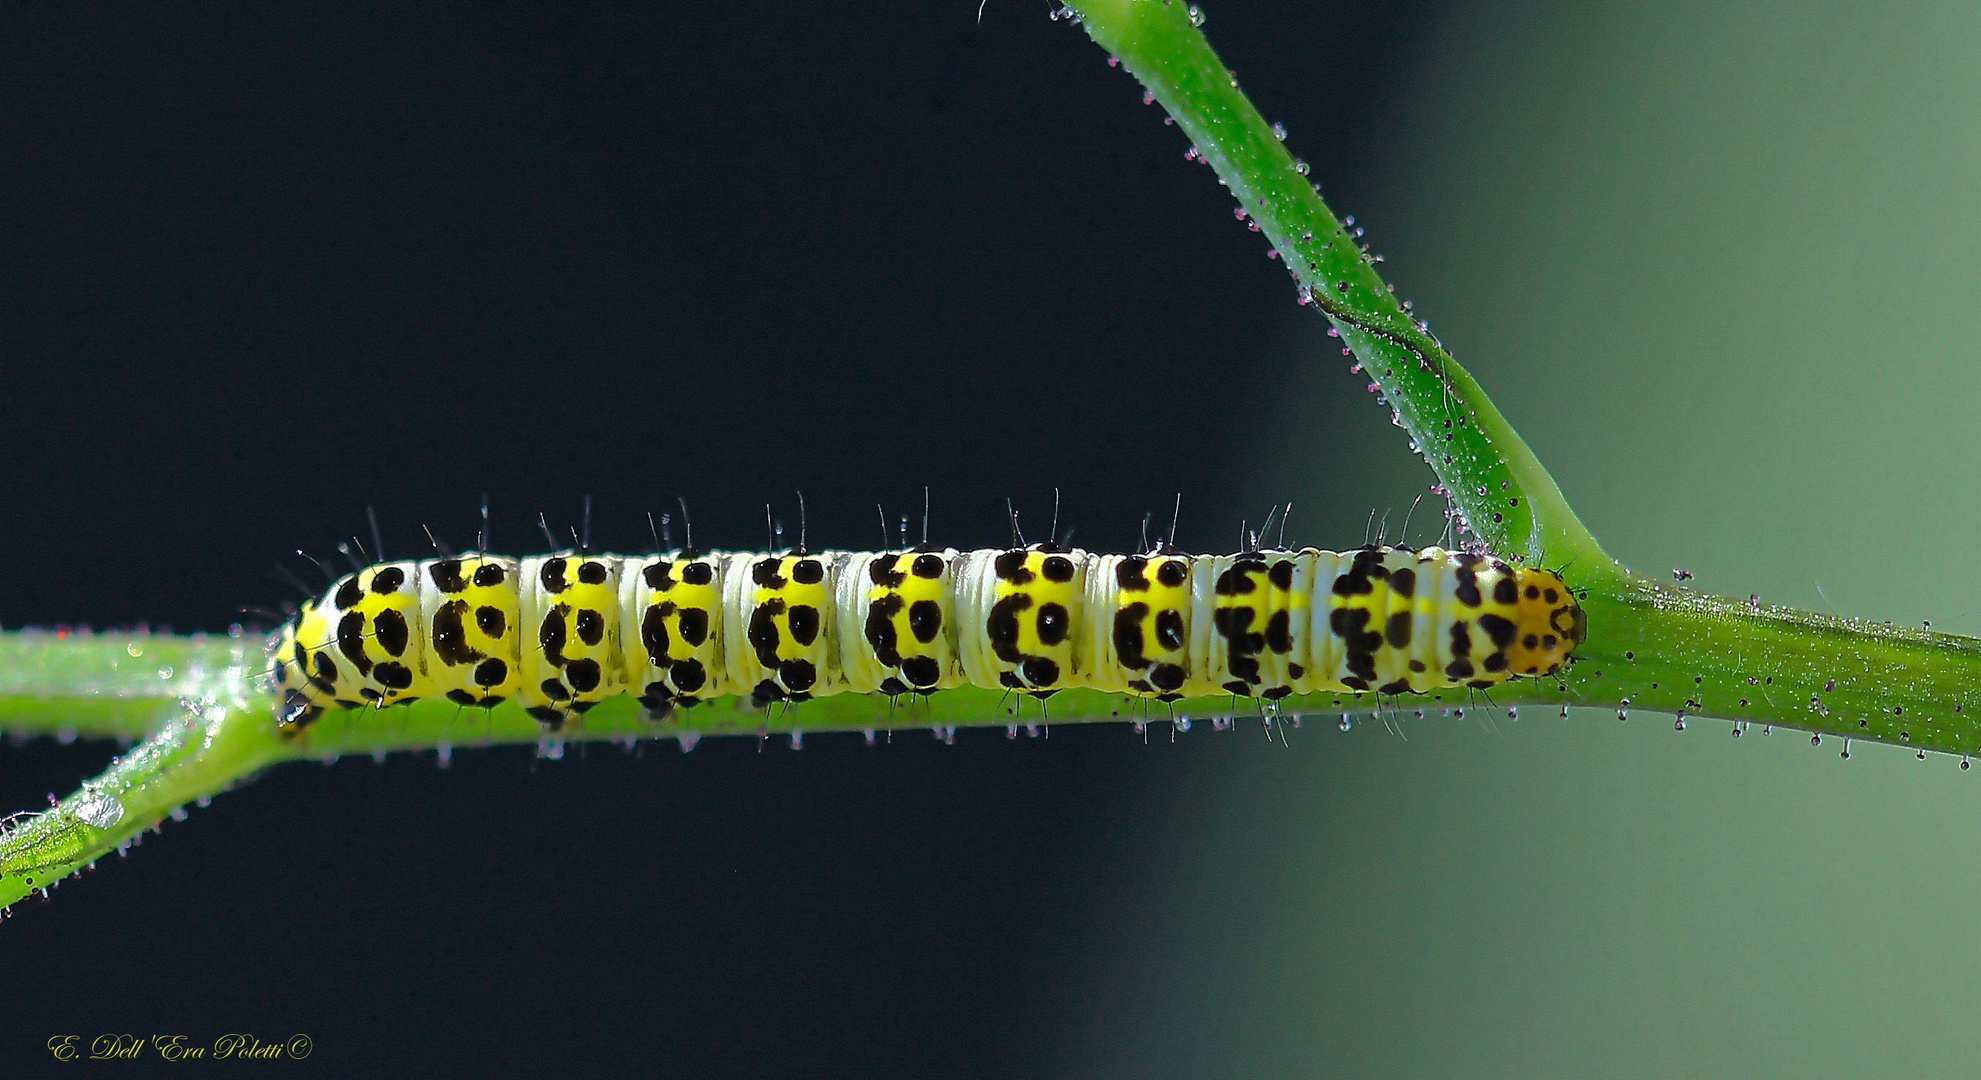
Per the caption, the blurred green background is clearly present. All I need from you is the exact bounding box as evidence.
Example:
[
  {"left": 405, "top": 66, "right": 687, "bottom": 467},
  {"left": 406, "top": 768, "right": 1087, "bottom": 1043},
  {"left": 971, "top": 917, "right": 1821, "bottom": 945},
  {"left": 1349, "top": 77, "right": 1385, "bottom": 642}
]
[{"left": 1073, "top": 4, "right": 1981, "bottom": 1076}]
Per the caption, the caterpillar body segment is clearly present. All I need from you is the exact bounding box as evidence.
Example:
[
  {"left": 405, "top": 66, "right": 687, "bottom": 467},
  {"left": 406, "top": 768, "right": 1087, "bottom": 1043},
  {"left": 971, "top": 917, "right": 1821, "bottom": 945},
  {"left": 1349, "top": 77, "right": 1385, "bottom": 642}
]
[
  {"left": 421, "top": 555, "right": 523, "bottom": 708},
  {"left": 271, "top": 544, "right": 1586, "bottom": 731},
  {"left": 844, "top": 549, "right": 966, "bottom": 698},
  {"left": 516, "top": 554, "right": 623, "bottom": 723},
  {"left": 726, "top": 551, "right": 840, "bottom": 704},
  {"left": 622, "top": 549, "right": 729, "bottom": 711}
]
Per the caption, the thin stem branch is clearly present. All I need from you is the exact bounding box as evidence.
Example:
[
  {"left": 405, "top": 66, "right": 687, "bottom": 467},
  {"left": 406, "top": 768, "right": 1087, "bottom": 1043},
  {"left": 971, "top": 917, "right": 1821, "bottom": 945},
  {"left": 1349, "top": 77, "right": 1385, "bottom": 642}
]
[{"left": 1075, "top": 0, "right": 1610, "bottom": 575}]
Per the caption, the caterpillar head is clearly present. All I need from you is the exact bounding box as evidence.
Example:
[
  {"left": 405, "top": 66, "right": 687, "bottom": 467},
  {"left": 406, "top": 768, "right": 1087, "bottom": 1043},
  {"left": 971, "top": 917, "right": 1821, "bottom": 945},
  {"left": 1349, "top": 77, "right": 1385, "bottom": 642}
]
[{"left": 1506, "top": 567, "right": 1585, "bottom": 677}]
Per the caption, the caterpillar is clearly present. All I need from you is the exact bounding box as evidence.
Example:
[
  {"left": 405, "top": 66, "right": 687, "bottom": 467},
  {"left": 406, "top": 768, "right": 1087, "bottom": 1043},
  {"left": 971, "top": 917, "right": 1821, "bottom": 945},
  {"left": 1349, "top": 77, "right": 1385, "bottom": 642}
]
[{"left": 268, "top": 539, "right": 1586, "bottom": 731}]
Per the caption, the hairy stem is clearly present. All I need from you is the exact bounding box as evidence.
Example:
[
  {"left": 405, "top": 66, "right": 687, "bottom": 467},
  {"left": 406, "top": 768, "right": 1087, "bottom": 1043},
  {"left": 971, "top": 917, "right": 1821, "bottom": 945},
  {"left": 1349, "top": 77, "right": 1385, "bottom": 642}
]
[
  {"left": 0, "top": 634, "right": 1583, "bottom": 912},
  {"left": 1075, "top": 0, "right": 1608, "bottom": 575},
  {"left": 0, "top": 630, "right": 246, "bottom": 740}
]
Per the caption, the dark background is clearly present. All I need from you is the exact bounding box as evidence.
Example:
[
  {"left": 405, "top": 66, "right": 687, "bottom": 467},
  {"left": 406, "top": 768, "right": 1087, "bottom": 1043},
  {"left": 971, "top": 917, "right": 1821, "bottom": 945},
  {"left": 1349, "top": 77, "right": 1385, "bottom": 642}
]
[{"left": 0, "top": 3, "right": 1427, "bottom": 1076}]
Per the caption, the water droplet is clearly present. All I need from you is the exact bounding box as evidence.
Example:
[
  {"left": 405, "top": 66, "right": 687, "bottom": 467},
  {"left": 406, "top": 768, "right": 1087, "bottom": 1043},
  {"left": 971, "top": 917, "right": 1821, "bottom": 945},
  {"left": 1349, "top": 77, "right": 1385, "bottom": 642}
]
[
  {"left": 1175, "top": 717, "right": 1192, "bottom": 732},
  {"left": 74, "top": 790, "right": 122, "bottom": 829},
  {"left": 1142, "top": 89, "right": 1155, "bottom": 106},
  {"left": 789, "top": 731, "right": 803, "bottom": 750},
  {"left": 156, "top": 666, "right": 174, "bottom": 680},
  {"left": 1270, "top": 121, "right": 1288, "bottom": 141},
  {"left": 1338, "top": 714, "right": 1351, "bottom": 731},
  {"left": 1187, "top": 4, "right": 1205, "bottom": 26},
  {"left": 1293, "top": 158, "right": 1310, "bottom": 175},
  {"left": 126, "top": 642, "right": 143, "bottom": 658}
]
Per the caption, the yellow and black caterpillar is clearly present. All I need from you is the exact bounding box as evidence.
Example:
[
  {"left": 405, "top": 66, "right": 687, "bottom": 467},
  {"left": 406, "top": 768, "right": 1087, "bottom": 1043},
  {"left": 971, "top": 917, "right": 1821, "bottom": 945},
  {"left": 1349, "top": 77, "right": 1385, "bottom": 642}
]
[{"left": 270, "top": 543, "right": 1585, "bottom": 730}]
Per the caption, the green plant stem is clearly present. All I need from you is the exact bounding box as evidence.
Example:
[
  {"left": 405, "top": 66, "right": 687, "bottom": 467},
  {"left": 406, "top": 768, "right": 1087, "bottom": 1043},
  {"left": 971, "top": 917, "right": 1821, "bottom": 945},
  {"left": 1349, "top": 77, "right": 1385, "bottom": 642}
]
[
  {"left": 0, "top": 628, "right": 1585, "bottom": 912},
  {"left": 0, "top": 630, "right": 245, "bottom": 740},
  {"left": 1075, "top": 0, "right": 1609, "bottom": 577},
  {"left": 1574, "top": 583, "right": 1981, "bottom": 753}
]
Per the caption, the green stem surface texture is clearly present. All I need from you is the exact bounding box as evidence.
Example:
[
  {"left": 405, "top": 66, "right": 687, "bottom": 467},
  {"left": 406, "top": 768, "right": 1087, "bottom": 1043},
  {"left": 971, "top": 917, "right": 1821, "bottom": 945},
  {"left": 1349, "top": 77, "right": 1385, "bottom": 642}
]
[{"left": 7, "top": 1, "right": 1981, "bottom": 913}]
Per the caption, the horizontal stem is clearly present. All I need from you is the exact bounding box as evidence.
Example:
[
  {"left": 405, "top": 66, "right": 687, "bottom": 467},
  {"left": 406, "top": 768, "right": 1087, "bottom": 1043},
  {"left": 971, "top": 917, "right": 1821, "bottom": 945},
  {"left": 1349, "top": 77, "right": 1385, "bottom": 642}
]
[
  {"left": 0, "top": 633, "right": 1580, "bottom": 912},
  {"left": 1568, "top": 572, "right": 1981, "bottom": 755},
  {"left": 0, "top": 629, "right": 246, "bottom": 739}
]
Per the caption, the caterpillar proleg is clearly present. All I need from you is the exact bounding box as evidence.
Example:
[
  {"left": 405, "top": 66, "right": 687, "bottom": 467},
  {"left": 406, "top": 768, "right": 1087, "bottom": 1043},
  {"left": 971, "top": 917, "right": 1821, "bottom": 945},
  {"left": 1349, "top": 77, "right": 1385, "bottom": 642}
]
[{"left": 270, "top": 541, "right": 1586, "bottom": 731}]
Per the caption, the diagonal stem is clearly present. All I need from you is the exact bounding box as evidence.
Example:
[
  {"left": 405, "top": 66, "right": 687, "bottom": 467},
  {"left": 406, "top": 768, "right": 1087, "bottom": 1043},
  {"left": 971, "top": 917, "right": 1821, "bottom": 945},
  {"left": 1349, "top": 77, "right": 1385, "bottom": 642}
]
[{"left": 1073, "top": 0, "right": 1610, "bottom": 575}]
